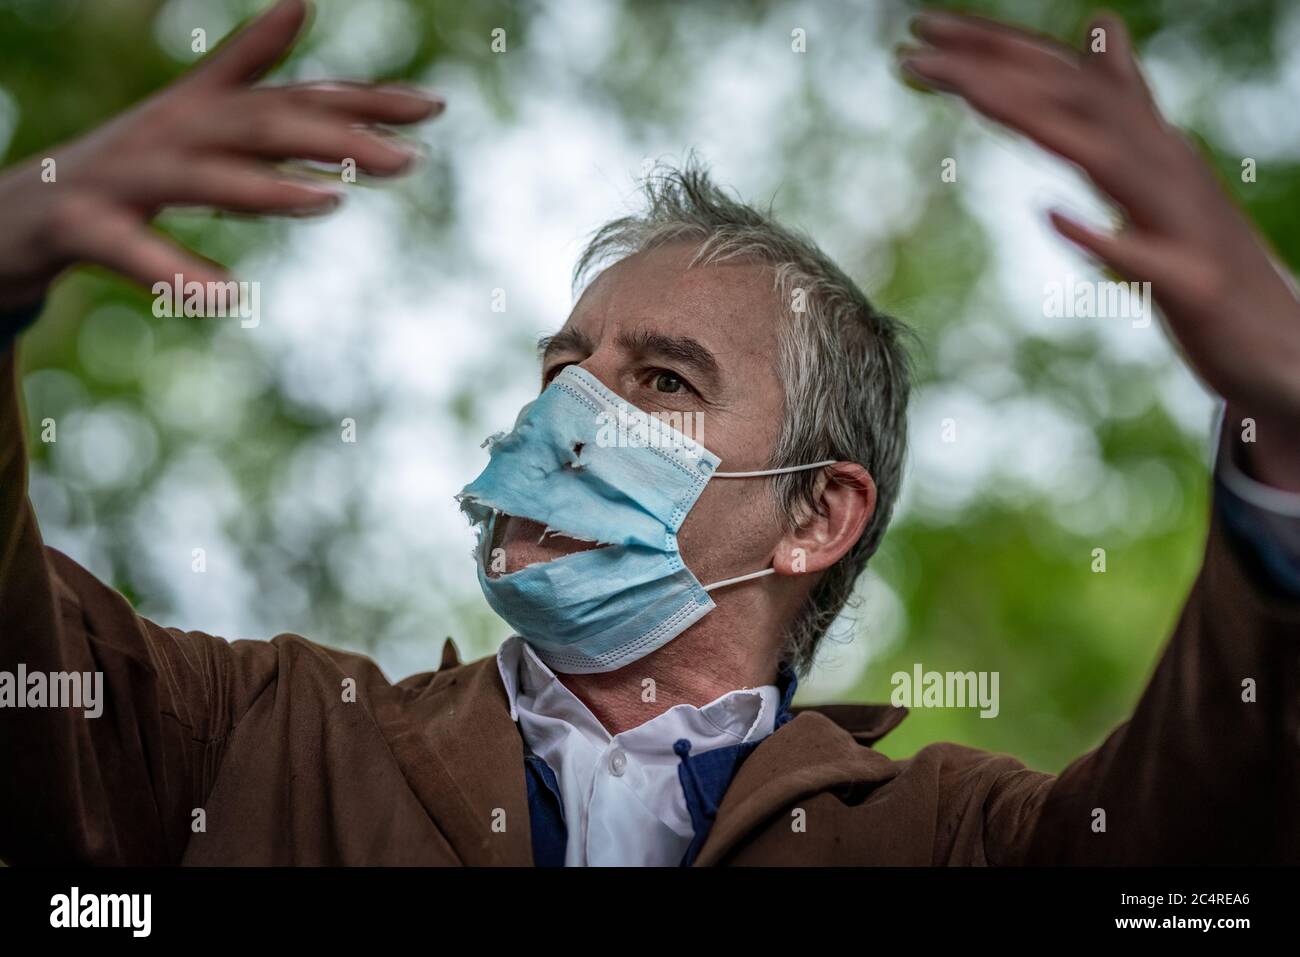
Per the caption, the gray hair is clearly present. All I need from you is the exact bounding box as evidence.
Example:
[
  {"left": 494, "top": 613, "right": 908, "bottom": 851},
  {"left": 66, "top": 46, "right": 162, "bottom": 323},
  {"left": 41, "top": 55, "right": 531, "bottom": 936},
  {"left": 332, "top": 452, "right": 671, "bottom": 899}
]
[{"left": 574, "top": 158, "right": 913, "bottom": 676}]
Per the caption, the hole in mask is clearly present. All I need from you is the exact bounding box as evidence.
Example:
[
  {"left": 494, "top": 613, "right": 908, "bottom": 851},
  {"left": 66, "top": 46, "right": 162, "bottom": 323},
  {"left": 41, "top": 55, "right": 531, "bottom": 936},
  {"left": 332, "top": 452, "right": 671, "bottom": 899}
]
[
  {"left": 563, "top": 440, "right": 587, "bottom": 471},
  {"left": 486, "top": 511, "right": 611, "bottom": 578}
]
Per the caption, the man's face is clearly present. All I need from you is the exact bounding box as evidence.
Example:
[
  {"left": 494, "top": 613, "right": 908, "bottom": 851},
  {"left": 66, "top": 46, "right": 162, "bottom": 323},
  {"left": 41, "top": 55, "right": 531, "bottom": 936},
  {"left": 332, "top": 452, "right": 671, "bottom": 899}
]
[{"left": 493, "top": 241, "right": 790, "bottom": 587}]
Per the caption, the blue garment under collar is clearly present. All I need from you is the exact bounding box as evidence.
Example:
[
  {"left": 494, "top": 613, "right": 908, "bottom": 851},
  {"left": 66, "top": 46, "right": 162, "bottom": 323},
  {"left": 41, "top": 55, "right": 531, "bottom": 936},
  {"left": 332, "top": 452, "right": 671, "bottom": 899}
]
[{"left": 523, "top": 662, "right": 799, "bottom": 867}]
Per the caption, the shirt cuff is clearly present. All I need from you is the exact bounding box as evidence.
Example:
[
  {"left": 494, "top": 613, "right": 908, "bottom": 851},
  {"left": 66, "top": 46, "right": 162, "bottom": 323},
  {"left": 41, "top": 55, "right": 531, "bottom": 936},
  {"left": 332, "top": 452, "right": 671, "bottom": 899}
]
[{"left": 1212, "top": 404, "right": 1300, "bottom": 596}]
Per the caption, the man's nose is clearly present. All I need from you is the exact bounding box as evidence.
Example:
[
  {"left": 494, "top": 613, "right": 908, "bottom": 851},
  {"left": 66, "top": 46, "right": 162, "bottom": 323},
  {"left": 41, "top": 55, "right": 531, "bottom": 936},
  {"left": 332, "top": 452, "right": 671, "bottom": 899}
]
[{"left": 572, "top": 353, "right": 629, "bottom": 403}]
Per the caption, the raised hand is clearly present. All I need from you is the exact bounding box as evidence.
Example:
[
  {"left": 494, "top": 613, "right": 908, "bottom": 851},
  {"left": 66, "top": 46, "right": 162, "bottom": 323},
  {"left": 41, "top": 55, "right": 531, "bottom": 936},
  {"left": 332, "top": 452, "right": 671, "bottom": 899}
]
[
  {"left": 0, "top": 0, "right": 443, "bottom": 311},
  {"left": 899, "top": 11, "right": 1300, "bottom": 485}
]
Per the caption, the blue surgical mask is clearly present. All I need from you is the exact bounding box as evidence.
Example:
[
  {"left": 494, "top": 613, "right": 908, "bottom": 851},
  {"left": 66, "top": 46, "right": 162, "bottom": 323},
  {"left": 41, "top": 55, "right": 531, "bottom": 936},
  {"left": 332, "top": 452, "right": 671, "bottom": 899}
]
[{"left": 456, "top": 365, "right": 833, "bottom": 674}]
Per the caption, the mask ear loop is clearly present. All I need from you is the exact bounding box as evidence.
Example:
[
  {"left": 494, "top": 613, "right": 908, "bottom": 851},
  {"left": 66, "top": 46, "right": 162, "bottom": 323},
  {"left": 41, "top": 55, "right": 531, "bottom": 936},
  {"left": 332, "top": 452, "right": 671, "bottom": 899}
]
[
  {"left": 703, "top": 567, "right": 776, "bottom": 592},
  {"left": 699, "top": 459, "right": 838, "bottom": 590},
  {"left": 711, "top": 459, "right": 837, "bottom": 478}
]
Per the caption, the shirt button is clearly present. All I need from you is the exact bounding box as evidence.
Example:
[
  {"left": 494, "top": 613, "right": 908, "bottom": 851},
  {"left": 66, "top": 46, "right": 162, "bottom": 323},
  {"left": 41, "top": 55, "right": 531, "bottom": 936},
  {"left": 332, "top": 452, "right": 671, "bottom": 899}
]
[{"left": 609, "top": 748, "right": 628, "bottom": 777}]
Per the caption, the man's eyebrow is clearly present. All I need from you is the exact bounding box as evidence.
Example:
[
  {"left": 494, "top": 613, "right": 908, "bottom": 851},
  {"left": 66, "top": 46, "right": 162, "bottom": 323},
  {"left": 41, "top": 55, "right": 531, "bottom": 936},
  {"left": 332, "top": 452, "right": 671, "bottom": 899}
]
[
  {"left": 537, "top": 327, "right": 593, "bottom": 361},
  {"left": 614, "top": 328, "right": 721, "bottom": 390}
]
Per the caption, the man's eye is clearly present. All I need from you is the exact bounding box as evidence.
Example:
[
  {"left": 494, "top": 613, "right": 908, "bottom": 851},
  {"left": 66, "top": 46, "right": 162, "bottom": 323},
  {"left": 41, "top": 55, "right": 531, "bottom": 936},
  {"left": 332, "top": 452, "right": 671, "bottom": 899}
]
[
  {"left": 654, "top": 372, "right": 686, "bottom": 394},
  {"left": 543, "top": 362, "right": 572, "bottom": 385}
]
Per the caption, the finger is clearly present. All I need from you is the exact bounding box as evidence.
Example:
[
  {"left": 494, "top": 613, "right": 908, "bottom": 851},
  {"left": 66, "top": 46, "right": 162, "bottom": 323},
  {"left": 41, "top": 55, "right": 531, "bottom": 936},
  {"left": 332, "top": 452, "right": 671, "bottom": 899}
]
[
  {"left": 128, "top": 158, "right": 344, "bottom": 215},
  {"left": 193, "top": 0, "right": 310, "bottom": 89},
  {"left": 1084, "top": 12, "right": 1149, "bottom": 94},
  {"left": 1049, "top": 210, "right": 1188, "bottom": 289},
  {"left": 900, "top": 40, "right": 1093, "bottom": 118},
  {"left": 222, "top": 111, "right": 418, "bottom": 174},
  {"left": 900, "top": 51, "right": 1090, "bottom": 145},
  {"left": 911, "top": 11, "right": 1079, "bottom": 74},
  {"left": 272, "top": 82, "right": 445, "bottom": 125},
  {"left": 78, "top": 203, "right": 230, "bottom": 290},
  {"left": 902, "top": 51, "right": 1162, "bottom": 215},
  {"left": 1049, "top": 210, "right": 1238, "bottom": 328}
]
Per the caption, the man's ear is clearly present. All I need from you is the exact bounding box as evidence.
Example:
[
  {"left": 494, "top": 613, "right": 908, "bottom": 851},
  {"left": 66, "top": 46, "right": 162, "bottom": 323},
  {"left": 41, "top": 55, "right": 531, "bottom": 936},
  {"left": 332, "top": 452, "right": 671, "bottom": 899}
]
[{"left": 772, "top": 463, "right": 876, "bottom": 576}]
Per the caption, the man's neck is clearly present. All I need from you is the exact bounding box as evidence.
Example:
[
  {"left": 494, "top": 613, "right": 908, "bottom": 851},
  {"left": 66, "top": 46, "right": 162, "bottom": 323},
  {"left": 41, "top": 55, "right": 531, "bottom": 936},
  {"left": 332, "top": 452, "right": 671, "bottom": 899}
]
[{"left": 556, "top": 628, "right": 781, "bottom": 736}]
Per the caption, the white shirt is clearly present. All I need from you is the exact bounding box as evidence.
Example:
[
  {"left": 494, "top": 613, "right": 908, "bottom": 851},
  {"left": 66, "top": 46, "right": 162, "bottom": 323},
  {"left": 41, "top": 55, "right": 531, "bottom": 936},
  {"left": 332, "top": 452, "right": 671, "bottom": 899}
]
[{"left": 496, "top": 635, "right": 780, "bottom": 866}]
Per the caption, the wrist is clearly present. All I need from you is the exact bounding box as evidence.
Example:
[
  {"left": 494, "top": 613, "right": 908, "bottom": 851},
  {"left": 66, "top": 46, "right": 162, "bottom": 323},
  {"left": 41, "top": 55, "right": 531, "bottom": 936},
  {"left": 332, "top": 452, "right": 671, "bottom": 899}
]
[
  {"left": 0, "top": 164, "right": 75, "bottom": 310},
  {"left": 1224, "top": 405, "right": 1300, "bottom": 493}
]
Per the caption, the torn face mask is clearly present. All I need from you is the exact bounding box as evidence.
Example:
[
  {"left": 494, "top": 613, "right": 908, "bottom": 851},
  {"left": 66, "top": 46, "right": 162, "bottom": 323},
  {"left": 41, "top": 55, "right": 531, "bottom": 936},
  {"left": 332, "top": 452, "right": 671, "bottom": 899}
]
[{"left": 456, "top": 364, "right": 832, "bottom": 674}]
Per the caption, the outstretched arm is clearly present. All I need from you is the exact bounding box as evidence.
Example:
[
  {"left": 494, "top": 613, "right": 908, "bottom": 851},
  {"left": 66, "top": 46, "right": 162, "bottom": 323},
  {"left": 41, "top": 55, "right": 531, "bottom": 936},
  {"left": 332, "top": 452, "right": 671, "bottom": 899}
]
[
  {"left": 0, "top": 0, "right": 441, "bottom": 864},
  {"left": 900, "top": 10, "right": 1300, "bottom": 862}
]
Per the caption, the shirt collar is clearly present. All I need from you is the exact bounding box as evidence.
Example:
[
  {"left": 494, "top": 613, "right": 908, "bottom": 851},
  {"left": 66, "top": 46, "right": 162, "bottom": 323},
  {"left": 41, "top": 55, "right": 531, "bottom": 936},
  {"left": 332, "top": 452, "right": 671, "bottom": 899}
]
[{"left": 495, "top": 635, "right": 783, "bottom": 743}]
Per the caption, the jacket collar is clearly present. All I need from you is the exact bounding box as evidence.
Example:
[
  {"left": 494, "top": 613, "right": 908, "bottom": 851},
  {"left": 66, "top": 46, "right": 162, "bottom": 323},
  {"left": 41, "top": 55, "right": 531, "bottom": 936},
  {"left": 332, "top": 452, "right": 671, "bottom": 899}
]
[
  {"left": 690, "top": 704, "right": 906, "bottom": 866},
  {"left": 773, "top": 664, "right": 913, "bottom": 743},
  {"left": 380, "top": 640, "right": 534, "bottom": 865},
  {"left": 788, "top": 701, "right": 910, "bottom": 746}
]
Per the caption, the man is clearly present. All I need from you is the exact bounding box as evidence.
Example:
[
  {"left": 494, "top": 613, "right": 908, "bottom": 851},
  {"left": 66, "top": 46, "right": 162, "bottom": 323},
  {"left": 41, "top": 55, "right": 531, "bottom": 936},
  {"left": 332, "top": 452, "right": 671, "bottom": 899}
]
[{"left": 1, "top": 0, "right": 1298, "bottom": 866}]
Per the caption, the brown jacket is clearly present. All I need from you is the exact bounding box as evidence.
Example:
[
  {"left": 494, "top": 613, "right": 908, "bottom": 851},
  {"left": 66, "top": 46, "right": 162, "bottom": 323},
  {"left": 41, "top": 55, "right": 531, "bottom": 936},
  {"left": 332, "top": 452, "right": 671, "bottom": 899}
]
[{"left": 2, "top": 348, "right": 1299, "bottom": 866}]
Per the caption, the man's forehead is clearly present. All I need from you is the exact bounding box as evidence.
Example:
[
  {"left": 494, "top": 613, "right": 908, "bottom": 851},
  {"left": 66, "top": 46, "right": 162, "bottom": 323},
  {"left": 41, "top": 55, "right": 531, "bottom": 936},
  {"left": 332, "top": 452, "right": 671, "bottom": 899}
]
[{"left": 560, "top": 244, "right": 781, "bottom": 347}]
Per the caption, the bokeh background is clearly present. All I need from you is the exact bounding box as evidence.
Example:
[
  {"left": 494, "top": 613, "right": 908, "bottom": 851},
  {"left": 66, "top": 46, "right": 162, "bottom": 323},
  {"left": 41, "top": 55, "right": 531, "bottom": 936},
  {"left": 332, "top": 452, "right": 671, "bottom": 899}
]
[{"left": 2, "top": 0, "right": 1291, "bottom": 771}]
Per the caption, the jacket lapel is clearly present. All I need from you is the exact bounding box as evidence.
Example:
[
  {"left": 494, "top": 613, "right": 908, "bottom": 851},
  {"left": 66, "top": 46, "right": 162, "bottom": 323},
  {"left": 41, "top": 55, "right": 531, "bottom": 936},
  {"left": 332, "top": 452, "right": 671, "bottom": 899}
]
[
  {"left": 691, "top": 708, "right": 904, "bottom": 866},
  {"left": 386, "top": 651, "right": 534, "bottom": 865}
]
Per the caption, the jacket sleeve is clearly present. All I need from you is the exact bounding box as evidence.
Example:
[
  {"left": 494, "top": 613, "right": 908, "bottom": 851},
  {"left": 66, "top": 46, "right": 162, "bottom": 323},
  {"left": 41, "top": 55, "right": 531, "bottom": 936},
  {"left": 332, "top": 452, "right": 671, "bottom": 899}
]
[
  {"left": 0, "top": 339, "right": 280, "bottom": 865},
  {"left": 1009, "top": 479, "right": 1300, "bottom": 864}
]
